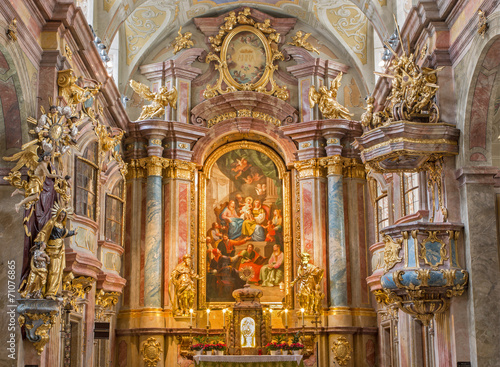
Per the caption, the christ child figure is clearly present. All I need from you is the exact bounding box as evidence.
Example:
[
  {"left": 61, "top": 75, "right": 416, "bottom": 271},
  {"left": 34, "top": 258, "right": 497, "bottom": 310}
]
[{"left": 265, "top": 220, "right": 276, "bottom": 242}]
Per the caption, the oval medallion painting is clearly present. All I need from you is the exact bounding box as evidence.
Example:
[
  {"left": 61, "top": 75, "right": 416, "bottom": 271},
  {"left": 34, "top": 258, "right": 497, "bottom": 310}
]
[{"left": 226, "top": 31, "right": 266, "bottom": 85}]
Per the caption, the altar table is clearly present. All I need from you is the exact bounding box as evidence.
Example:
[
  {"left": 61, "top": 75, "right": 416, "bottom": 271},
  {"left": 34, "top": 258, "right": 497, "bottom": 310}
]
[{"left": 193, "top": 355, "right": 304, "bottom": 367}]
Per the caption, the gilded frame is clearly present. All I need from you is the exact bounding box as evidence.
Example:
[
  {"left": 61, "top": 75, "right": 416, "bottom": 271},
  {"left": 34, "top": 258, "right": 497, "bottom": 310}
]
[
  {"left": 198, "top": 141, "right": 292, "bottom": 309},
  {"left": 220, "top": 25, "right": 272, "bottom": 91}
]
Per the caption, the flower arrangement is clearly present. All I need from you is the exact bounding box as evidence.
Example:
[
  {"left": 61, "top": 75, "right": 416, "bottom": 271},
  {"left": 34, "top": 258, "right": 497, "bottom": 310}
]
[
  {"left": 190, "top": 343, "right": 204, "bottom": 351},
  {"left": 265, "top": 342, "right": 281, "bottom": 351},
  {"left": 203, "top": 343, "right": 216, "bottom": 351},
  {"left": 288, "top": 342, "right": 305, "bottom": 350},
  {"left": 214, "top": 342, "right": 226, "bottom": 351}
]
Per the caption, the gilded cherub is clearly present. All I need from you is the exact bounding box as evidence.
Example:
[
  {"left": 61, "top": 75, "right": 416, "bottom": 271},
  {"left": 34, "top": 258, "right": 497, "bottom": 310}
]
[
  {"left": 18, "top": 241, "right": 51, "bottom": 299},
  {"left": 221, "top": 11, "right": 237, "bottom": 32},
  {"left": 309, "top": 72, "right": 354, "bottom": 120},
  {"left": 6, "top": 18, "right": 17, "bottom": 42},
  {"left": 129, "top": 80, "right": 177, "bottom": 120},
  {"left": 3, "top": 147, "right": 62, "bottom": 212},
  {"left": 478, "top": 9, "right": 488, "bottom": 38},
  {"left": 288, "top": 31, "right": 319, "bottom": 54},
  {"left": 237, "top": 8, "right": 255, "bottom": 25},
  {"left": 57, "top": 69, "right": 101, "bottom": 106},
  {"left": 173, "top": 26, "right": 194, "bottom": 55},
  {"left": 255, "top": 19, "right": 276, "bottom": 34}
]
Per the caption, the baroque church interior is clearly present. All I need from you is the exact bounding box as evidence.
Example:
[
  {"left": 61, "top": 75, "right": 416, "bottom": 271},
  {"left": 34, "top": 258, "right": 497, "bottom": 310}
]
[{"left": 0, "top": 0, "right": 499, "bottom": 366}]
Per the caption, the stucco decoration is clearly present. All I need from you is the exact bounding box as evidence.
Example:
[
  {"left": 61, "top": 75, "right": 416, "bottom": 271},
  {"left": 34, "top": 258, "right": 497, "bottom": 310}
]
[
  {"left": 125, "top": 2, "right": 173, "bottom": 65},
  {"left": 326, "top": 4, "right": 368, "bottom": 64}
]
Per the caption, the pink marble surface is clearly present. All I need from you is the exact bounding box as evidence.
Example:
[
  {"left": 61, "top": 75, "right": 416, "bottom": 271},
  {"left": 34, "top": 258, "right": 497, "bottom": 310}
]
[
  {"left": 164, "top": 183, "right": 171, "bottom": 305},
  {"left": 302, "top": 181, "right": 313, "bottom": 255},
  {"left": 117, "top": 340, "right": 127, "bottom": 367},
  {"left": 469, "top": 71, "right": 496, "bottom": 149},
  {"left": 178, "top": 182, "right": 189, "bottom": 259},
  {"left": 357, "top": 183, "right": 369, "bottom": 304}
]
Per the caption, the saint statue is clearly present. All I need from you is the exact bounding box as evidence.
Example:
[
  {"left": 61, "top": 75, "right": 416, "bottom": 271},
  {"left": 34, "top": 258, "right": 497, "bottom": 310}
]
[
  {"left": 170, "top": 255, "right": 202, "bottom": 316},
  {"left": 290, "top": 252, "right": 324, "bottom": 315},
  {"left": 32, "top": 204, "right": 77, "bottom": 299}
]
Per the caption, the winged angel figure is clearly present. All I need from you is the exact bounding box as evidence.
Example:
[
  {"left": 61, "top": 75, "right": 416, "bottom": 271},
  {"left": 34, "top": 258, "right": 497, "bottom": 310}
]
[
  {"left": 129, "top": 80, "right": 178, "bottom": 121},
  {"left": 288, "top": 31, "right": 319, "bottom": 54},
  {"left": 3, "top": 145, "right": 62, "bottom": 212},
  {"left": 309, "top": 72, "right": 353, "bottom": 120}
]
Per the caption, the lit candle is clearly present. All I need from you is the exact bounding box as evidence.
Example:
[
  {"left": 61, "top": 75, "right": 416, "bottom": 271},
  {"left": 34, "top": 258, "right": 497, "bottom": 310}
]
[
  {"left": 189, "top": 308, "right": 194, "bottom": 328},
  {"left": 300, "top": 308, "right": 305, "bottom": 327},
  {"left": 284, "top": 309, "right": 288, "bottom": 328},
  {"left": 206, "top": 309, "right": 211, "bottom": 328},
  {"left": 222, "top": 308, "right": 227, "bottom": 328}
]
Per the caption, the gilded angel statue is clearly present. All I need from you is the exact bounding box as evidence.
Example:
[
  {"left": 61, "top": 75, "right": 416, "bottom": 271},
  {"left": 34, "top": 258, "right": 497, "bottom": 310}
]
[
  {"left": 288, "top": 31, "right": 319, "bottom": 54},
  {"left": 129, "top": 80, "right": 178, "bottom": 121},
  {"left": 173, "top": 26, "right": 194, "bottom": 55},
  {"left": 3, "top": 146, "right": 62, "bottom": 212},
  {"left": 309, "top": 72, "right": 354, "bottom": 120}
]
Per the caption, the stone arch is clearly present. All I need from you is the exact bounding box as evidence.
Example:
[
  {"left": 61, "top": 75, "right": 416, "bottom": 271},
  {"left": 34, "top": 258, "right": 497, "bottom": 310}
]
[{"left": 459, "top": 10, "right": 500, "bottom": 167}]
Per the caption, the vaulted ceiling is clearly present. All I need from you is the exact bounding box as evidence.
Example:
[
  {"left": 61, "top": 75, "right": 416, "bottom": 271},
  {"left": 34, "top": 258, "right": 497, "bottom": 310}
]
[{"left": 92, "top": 0, "right": 404, "bottom": 92}]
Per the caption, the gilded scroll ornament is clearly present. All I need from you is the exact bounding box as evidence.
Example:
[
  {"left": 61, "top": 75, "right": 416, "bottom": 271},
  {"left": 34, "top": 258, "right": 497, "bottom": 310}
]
[
  {"left": 6, "top": 18, "right": 17, "bottom": 41},
  {"left": 170, "top": 255, "right": 203, "bottom": 316},
  {"left": 204, "top": 8, "right": 289, "bottom": 100},
  {"left": 18, "top": 311, "right": 58, "bottom": 355},
  {"left": 62, "top": 272, "right": 94, "bottom": 311},
  {"left": 65, "top": 44, "right": 73, "bottom": 61},
  {"left": 295, "top": 158, "right": 325, "bottom": 178},
  {"left": 141, "top": 337, "right": 163, "bottom": 367},
  {"left": 309, "top": 72, "right": 353, "bottom": 120},
  {"left": 129, "top": 80, "right": 177, "bottom": 120},
  {"left": 332, "top": 336, "right": 352, "bottom": 366},
  {"left": 57, "top": 69, "right": 101, "bottom": 106},
  {"left": 95, "top": 289, "right": 120, "bottom": 321},
  {"left": 290, "top": 253, "right": 325, "bottom": 315},
  {"left": 173, "top": 26, "right": 194, "bottom": 55},
  {"left": 478, "top": 9, "right": 488, "bottom": 38},
  {"left": 288, "top": 31, "right": 319, "bottom": 54},
  {"left": 383, "top": 234, "right": 403, "bottom": 272}
]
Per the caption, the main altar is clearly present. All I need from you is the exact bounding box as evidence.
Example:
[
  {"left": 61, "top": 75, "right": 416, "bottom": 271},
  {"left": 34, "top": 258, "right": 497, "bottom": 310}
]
[{"left": 193, "top": 355, "right": 304, "bottom": 367}]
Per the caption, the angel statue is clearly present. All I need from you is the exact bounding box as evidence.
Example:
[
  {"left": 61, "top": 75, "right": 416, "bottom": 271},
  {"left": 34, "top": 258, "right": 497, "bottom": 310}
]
[
  {"left": 288, "top": 30, "right": 319, "bottom": 54},
  {"left": 129, "top": 80, "right": 178, "bottom": 120},
  {"left": 309, "top": 72, "right": 354, "bottom": 120},
  {"left": 3, "top": 146, "right": 63, "bottom": 212},
  {"left": 93, "top": 120, "right": 125, "bottom": 164},
  {"left": 290, "top": 252, "right": 324, "bottom": 315},
  {"left": 170, "top": 254, "right": 203, "bottom": 316},
  {"left": 173, "top": 26, "right": 194, "bottom": 55}
]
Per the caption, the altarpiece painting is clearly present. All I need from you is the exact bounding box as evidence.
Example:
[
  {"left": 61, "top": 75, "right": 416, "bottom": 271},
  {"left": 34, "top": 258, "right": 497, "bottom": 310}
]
[{"left": 199, "top": 142, "right": 291, "bottom": 307}]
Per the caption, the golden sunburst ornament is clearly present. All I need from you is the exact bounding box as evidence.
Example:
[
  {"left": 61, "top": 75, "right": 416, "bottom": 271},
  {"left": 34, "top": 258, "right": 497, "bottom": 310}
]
[{"left": 239, "top": 266, "right": 255, "bottom": 284}]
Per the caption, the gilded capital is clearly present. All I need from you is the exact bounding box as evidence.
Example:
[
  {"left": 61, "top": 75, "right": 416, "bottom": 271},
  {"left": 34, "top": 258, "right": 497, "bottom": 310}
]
[
  {"left": 319, "top": 155, "right": 343, "bottom": 176},
  {"left": 137, "top": 156, "right": 171, "bottom": 176},
  {"left": 294, "top": 158, "right": 325, "bottom": 178},
  {"left": 95, "top": 289, "right": 120, "bottom": 321},
  {"left": 343, "top": 158, "right": 366, "bottom": 179},
  {"left": 164, "top": 159, "right": 197, "bottom": 181},
  {"left": 127, "top": 159, "right": 146, "bottom": 180}
]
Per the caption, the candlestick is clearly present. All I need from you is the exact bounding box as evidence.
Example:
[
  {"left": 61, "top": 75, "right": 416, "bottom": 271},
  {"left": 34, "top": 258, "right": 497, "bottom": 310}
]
[
  {"left": 300, "top": 308, "right": 305, "bottom": 328},
  {"left": 222, "top": 308, "right": 227, "bottom": 328},
  {"left": 206, "top": 309, "right": 210, "bottom": 328},
  {"left": 269, "top": 308, "right": 273, "bottom": 327},
  {"left": 189, "top": 308, "right": 194, "bottom": 328},
  {"left": 284, "top": 309, "right": 288, "bottom": 328}
]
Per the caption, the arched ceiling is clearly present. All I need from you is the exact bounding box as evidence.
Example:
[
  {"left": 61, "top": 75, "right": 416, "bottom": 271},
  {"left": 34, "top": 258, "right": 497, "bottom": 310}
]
[{"left": 94, "top": 0, "right": 396, "bottom": 92}]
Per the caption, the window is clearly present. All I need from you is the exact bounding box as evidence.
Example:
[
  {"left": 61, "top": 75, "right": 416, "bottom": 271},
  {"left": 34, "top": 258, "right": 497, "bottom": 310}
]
[
  {"left": 403, "top": 172, "right": 419, "bottom": 216},
  {"left": 75, "top": 142, "right": 98, "bottom": 221},
  {"left": 375, "top": 182, "right": 389, "bottom": 241},
  {"left": 105, "top": 180, "right": 124, "bottom": 245}
]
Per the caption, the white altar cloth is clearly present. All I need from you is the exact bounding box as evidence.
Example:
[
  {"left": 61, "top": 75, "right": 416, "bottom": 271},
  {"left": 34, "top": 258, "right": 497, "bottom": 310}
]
[{"left": 193, "top": 355, "right": 304, "bottom": 366}]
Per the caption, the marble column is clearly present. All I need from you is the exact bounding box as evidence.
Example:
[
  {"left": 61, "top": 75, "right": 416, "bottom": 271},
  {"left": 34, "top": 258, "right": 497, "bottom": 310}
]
[
  {"left": 456, "top": 168, "right": 500, "bottom": 367},
  {"left": 142, "top": 140, "right": 168, "bottom": 308},
  {"left": 321, "top": 156, "right": 348, "bottom": 307},
  {"left": 293, "top": 159, "right": 328, "bottom": 286}
]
